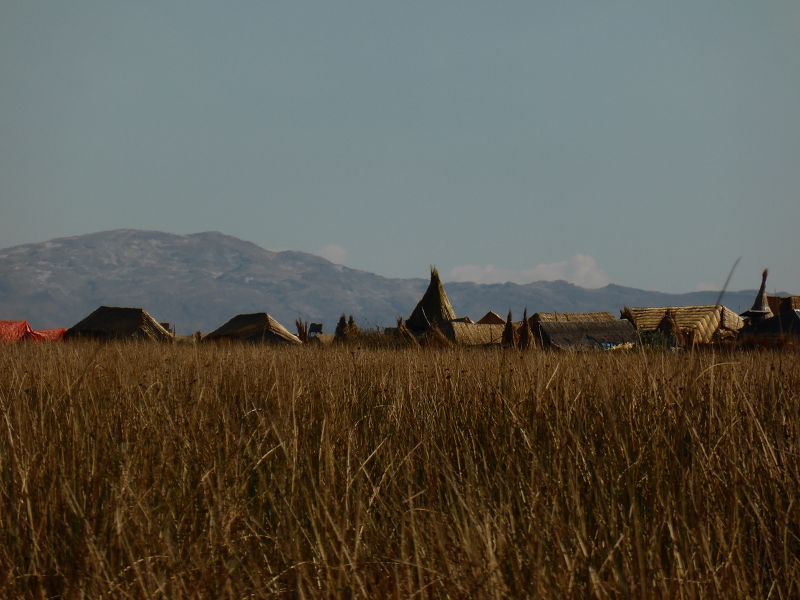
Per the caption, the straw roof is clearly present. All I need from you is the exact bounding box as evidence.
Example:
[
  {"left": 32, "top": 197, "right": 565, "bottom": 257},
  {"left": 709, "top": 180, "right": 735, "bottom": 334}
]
[
  {"left": 477, "top": 311, "right": 505, "bottom": 325},
  {"left": 536, "top": 320, "right": 637, "bottom": 350},
  {"left": 407, "top": 268, "right": 457, "bottom": 333},
  {"left": 436, "top": 322, "right": 504, "bottom": 346},
  {"left": 655, "top": 310, "right": 685, "bottom": 347},
  {"left": 65, "top": 306, "right": 173, "bottom": 341},
  {"left": 621, "top": 305, "right": 743, "bottom": 345},
  {"left": 530, "top": 312, "right": 615, "bottom": 324},
  {"left": 204, "top": 313, "right": 301, "bottom": 345}
]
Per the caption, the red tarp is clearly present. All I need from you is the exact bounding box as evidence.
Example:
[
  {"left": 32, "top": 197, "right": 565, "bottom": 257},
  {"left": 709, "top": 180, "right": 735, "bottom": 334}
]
[{"left": 0, "top": 321, "right": 66, "bottom": 343}]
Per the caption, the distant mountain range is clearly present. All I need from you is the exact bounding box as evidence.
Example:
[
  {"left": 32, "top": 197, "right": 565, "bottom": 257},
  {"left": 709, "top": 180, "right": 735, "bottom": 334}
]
[{"left": 0, "top": 229, "right": 769, "bottom": 333}]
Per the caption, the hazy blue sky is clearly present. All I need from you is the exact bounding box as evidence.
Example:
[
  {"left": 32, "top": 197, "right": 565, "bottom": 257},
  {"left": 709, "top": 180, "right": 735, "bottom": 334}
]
[{"left": 1, "top": 1, "right": 798, "bottom": 292}]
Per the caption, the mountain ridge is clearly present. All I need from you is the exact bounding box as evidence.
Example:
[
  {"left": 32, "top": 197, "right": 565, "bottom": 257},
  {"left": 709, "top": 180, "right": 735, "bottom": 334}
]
[{"left": 0, "top": 229, "right": 773, "bottom": 333}]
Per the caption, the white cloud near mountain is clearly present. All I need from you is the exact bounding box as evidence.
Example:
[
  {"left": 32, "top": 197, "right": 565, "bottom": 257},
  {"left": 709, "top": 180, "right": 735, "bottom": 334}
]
[
  {"left": 449, "top": 254, "right": 612, "bottom": 288},
  {"left": 317, "top": 243, "right": 348, "bottom": 264}
]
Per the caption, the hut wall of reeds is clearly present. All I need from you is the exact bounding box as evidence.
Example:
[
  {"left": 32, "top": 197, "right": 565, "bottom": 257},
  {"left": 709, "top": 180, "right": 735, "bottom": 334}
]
[{"left": 536, "top": 320, "right": 637, "bottom": 350}]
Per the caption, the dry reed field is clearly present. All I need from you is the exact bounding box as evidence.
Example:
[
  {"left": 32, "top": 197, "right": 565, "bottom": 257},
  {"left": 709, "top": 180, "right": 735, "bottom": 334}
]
[{"left": 1, "top": 343, "right": 799, "bottom": 598}]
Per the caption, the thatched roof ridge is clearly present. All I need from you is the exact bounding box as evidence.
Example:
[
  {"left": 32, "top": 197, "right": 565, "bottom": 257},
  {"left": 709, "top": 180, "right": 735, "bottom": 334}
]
[
  {"left": 65, "top": 306, "right": 173, "bottom": 341},
  {"left": 407, "top": 267, "right": 457, "bottom": 332},
  {"left": 477, "top": 311, "right": 505, "bottom": 325},
  {"left": 537, "top": 320, "right": 637, "bottom": 350},
  {"left": 621, "top": 305, "right": 743, "bottom": 344},
  {"left": 205, "top": 313, "right": 301, "bottom": 345},
  {"left": 530, "top": 311, "right": 615, "bottom": 324}
]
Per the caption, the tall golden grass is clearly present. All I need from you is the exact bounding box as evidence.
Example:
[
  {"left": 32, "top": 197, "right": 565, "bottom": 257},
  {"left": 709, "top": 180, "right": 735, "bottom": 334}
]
[{"left": 1, "top": 343, "right": 798, "bottom": 597}]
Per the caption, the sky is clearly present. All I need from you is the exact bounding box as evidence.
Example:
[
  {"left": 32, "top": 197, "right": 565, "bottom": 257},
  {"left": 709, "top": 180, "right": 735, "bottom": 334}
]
[{"left": 1, "top": 1, "right": 798, "bottom": 293}]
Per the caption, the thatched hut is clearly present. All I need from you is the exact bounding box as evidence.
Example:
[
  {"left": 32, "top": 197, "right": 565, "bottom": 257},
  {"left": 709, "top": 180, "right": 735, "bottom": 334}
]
[
  {"left": 407, "top": 267, "right": 457, "bottom": 333},
  {"left": 621, "top": 305, "right": 743, "bottom": 346},
  {"left": 205, "top": 313, "right": 301, "bottom": 345},
  {"left": 65, "top": 306, "right": 173, "bottom": 341}
]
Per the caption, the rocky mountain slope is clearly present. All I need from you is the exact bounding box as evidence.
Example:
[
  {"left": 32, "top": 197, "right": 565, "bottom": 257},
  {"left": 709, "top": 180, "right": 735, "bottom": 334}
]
[{"left": 0, "top": 230, "right": 764, "bottom": 333}]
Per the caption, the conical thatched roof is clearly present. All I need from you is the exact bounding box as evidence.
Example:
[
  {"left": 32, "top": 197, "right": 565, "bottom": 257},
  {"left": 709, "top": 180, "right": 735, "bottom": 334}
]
[
  {"left": 407, "top": 267, "right": 457, "bottom": 333},
  {"left": 204, "top": 313, "right": 301, "bottom": 345},
  {"left": 65, "top": 306, "right": 173, "bottom": 341},
  {"left": 741, "top": 269, "right": 773, "bottom": 322}
]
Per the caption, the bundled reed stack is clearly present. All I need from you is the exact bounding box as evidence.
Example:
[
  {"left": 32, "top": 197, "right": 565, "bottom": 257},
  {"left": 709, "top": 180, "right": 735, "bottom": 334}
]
[
  {"left": 295, "top": 319, "right": 309, "bottom": 343},
  {"left": 502, "top": 310, "right": 518, "bottom": 349},
  {"left": 517, "top": 308, "right": 534, "bottom": 350},
  {"left": 420, "top": 323, "right": 453, "bottom": 348},
  {"left": 394, "top": 318, "right": 419, "bottom": 347},
  {"left": 335, "top": 314, "right": 360, "bottom": 343}
]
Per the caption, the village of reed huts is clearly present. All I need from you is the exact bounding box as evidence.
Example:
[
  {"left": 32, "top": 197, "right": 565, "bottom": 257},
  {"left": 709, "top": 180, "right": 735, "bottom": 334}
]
[{"left": 7, "top": 267, "right": 797, "bottom": 349}]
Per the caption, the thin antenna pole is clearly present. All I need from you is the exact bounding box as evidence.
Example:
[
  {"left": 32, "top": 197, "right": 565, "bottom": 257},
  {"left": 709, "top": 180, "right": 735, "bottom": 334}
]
[{"left": 715, "top": 257, "right": 741, "bottom": 308}]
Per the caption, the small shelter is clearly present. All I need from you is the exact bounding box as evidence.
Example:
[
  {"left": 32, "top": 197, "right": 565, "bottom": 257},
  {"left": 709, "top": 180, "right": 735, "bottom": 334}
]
[
  {"left": 0, "top": 321, "right": 66, "bottom": 343},
  {"left": 407, "top": 268, "right": 457, "bottom": 333},
  {"left": 621, "top": 305, "right": 743, "bottom": 345},
  {"left": 65, "top": 307, "right": 172, "bottom": 341},
  {"left": 477, "top": 311, "right": 505, "bottom": 325},
  {"left": 535, "top": 320, "right": 637, "bottom": 350},
  {"left": 205, "top": 313, "right": 301, "bottom": 345}
]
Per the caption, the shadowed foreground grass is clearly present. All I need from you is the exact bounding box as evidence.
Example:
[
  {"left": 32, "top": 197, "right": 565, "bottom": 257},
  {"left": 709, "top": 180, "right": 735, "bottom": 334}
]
[{"left": 1, "top": 343, "right": 799, "bottom": 597}]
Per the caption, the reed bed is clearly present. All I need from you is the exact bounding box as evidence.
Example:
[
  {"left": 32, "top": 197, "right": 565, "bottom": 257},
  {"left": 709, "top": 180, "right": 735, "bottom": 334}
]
[{"left": 0, "top": 343, "right": 798, "bottom": 598}]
